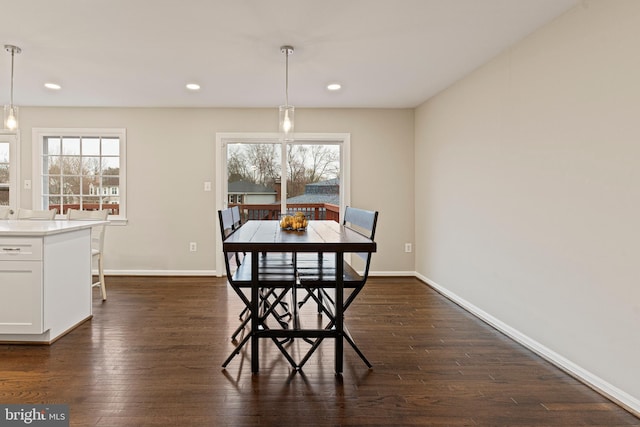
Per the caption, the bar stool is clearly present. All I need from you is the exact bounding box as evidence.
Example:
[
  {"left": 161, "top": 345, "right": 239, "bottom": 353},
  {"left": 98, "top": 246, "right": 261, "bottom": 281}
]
[{"left": 67, "top": 209, "right": 109, "bottom": 300}]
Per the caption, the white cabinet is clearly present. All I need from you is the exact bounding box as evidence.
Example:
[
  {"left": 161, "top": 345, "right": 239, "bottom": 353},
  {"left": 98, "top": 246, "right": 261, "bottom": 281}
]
[
  {"left": 0, "top": 221, "right": 103, "bottom": 344},
  {"left": 0, "top": 261, "right": 43, "bottom": 334},
  {"left": 0, "top": 238, "right": 43, "bottom": 334}
]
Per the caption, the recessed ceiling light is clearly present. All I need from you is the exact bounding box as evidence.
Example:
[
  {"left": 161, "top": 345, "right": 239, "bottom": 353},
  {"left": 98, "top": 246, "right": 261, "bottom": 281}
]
[
  {"left": 44, "top": 83, "right": 61, "bottom": 90},
  {"left": 327, "top": 83, "right": 341, "bottom": 91},
  {"left": 186, "top": 83, "right": 201, "bottom": 91}
]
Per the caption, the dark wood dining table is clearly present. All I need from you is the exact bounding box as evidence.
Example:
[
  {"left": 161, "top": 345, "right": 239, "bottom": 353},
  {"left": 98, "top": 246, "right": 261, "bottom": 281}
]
[{"left": 222, "top": 219, "right": 377, "bottom": 373}]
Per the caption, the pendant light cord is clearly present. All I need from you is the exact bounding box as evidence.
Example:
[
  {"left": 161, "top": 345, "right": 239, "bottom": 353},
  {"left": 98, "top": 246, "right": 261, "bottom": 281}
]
[
  {"left": 285, "top": 49, "right": 289, "bottom": 107},
  {"left": 4, "top": 45, "right": 21, "bottom": 108},
  {"left": 10, "top": 48, "right": 15, "bottom": 107}
]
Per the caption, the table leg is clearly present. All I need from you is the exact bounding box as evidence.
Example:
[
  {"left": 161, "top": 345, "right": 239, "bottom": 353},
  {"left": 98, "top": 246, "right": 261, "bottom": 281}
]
[
  {"left": 335, "top": 252, "right": 344, "bottom": 374},
  {"left": 251, "top": 251, "right": 259, "bottom": 373},
  {"left": 292, "top": 252, "right": 299, "bottom": 330}
]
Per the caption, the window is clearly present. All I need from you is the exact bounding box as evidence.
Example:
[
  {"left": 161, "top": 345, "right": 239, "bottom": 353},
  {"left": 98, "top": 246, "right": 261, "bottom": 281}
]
[
  {"left": 32, "top": 128, "right": 126, "bottom": 220},
  {"left": 226, "top": 141, "right": 341, "bottom": 217},
  {"left": 216, "top": 132, "right": 350, "bottom": 218},
  {"left": 0, "top": 131, "right": 18, "bottom": 210},
  {"left": 215, "top": 132, "right": 350, "bottom": 277}
]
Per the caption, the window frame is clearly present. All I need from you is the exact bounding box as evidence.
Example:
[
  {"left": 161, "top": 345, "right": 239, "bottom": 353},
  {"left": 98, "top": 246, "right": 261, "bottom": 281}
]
[
  {"left": 215, "top": 132, "right": 351, "bottom": 277},
  {"left": 32, "top": 128, "right": 127, "bottom": 223},
  {"left": 0, "top": 130, "right": 20, "bottom": 212}
]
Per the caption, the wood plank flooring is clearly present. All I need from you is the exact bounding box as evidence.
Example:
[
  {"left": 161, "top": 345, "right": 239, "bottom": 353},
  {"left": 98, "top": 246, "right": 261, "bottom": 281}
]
[{"left": 0, "top": 276, "right": 637, "bottom": 426}]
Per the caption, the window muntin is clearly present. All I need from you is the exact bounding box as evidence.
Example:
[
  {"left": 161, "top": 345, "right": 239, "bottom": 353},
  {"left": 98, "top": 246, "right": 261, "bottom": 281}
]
[{"left": 34, "top": 129, "right": 126, "bottom": 219}]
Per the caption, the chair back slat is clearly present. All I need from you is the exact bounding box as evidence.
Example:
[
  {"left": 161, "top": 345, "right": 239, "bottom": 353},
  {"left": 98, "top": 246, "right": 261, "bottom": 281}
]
[
  {"left": 218, "top": 208, "right": 246, "bottom": 278},
  {"left": 0, "top": 207, "right": 12, "bottom": 220},
  {"left": 343, "top": 206, "right": 378, "bottom": 262},
  {"left": 230, "top": 206, "right": 242, "bottom": 230},
  {"left": 343, "top": 206, "right": 378, "bottom": 239},
  {"left": 219, "top": 209, "right": 235, "bottom": 239},
  {"left": 16, "top": 208, "right": 57, "bottom": 220}
]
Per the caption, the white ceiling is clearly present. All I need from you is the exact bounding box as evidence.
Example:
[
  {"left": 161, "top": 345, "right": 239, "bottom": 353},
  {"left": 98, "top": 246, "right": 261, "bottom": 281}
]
[{"left": 0, "top": 0, "right": 578, "bottom": 109}]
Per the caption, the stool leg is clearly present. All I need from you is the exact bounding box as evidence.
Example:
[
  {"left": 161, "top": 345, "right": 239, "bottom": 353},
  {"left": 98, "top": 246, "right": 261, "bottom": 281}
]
[{"left": 98, "top": 254, "right": 107, "bottom": 300}]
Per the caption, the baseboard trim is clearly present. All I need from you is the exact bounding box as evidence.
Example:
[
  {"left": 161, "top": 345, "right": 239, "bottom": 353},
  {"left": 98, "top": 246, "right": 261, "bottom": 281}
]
[
  {"left": 370, "top": 270, "right": 417, "bottom": 277},
  {"left": 104, "top": 269, "right": 218, "bottom": 277},
  {"left": 103, "top": 269, "right": 413, "bottom": 278},
  {"left": 415, "top": 272, "right": 640, "bottom": 418}
]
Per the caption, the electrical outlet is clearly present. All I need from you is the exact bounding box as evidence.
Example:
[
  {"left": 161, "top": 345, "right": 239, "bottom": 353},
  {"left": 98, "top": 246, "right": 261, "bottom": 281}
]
[
  {"left": 24, "top": 180, "right": 32, "bottom": 190},
  {"left": 204, "top": 181, "right": 212, "bottom": 191},
  {"left": 189, "top": 242, "right": 197, "bottom": 252},
  {"left": 404, "top": 243, "right": 412, "bottom": 253}
]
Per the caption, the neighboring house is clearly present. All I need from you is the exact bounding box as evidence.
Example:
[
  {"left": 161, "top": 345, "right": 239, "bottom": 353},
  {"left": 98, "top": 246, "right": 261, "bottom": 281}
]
[
  {"left": 228, "top": 180, "right": 277, "bottom": 204},
  {"left": 285, "top": 178, "right": 339, "bottom": 205},
  {"left": 89, "top": 177, "right": 120, "bottom": 204}
]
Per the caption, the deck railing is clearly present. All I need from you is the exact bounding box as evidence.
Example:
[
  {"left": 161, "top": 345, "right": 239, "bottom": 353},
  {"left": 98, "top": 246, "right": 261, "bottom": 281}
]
[
  {"left": 230, "top": 203, "right": 340, "bottom": 222},
  {"left": 48, "top": 203, "right": 120, "bottom": 215}
]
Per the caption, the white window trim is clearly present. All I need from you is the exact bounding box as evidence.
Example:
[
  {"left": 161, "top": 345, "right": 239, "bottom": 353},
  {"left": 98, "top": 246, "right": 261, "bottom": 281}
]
[
  {"left": 31, "top": 128, "right": 127, "bottom": 224},
  {"left": 215, "top": 132, "right": 351, "bottom": 277}
]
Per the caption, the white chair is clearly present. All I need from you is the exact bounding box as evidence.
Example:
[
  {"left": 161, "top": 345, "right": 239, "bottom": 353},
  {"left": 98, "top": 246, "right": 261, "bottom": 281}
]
[
  {"left": 67, "top": 209, "right": 109, "bottom": 300},
  {"left": 16, "top": 208, "right": 57, "bottom": 220},
  {"left": 0, "top": 207, "right": 12, "bottom": 219}
]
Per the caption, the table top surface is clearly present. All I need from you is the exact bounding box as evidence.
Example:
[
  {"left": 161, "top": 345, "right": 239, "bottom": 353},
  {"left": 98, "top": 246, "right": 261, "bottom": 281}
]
[
  {"left": 223, "top": 220, "right": 376, "bottom": 253},
  {"left": 0, "top": 220, "right": 108, "bottom": 236}
]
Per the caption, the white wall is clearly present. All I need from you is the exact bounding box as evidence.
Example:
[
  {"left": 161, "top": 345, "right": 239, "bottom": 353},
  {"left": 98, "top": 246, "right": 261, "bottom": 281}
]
[
  {"left": 415, "top": 0, "right": 640, "bottom": 412},
  {"left": 19, "top": 107, "right": 415, "bottom": 275}
]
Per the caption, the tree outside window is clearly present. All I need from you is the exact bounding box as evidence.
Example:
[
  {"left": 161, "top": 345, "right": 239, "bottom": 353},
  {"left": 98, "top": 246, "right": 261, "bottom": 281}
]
[{"left": 227, "top": 143, "right": 339, "bottom": 199}]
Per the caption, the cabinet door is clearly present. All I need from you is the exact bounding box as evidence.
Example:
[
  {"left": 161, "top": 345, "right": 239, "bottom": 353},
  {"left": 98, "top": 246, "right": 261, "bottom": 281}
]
[{"left": 0, "top": 261, "right": 43, "bottom": 334}]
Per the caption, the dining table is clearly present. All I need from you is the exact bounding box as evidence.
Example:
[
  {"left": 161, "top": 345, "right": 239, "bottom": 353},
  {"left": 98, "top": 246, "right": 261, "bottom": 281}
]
[{"left": 222, "top": 219, "right": 377, "bottom": 374}]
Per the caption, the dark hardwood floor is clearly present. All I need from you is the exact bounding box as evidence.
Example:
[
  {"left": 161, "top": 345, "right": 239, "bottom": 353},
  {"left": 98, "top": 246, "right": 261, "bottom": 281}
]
[{"left": 0, "top": 276, "right": 637, "bottom": 426}]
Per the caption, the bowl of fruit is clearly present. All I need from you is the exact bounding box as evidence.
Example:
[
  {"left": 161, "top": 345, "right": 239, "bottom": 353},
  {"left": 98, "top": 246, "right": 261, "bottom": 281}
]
[{"left": 280, "top": 211, "right": 308, "bottom": 231}]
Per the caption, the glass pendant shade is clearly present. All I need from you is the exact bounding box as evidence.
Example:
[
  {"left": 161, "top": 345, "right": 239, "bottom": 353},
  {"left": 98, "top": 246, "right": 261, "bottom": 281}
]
[
  {"left": 4, "top": 45, "right": 21, "bottom": 131},
  {"left": 3, "top": 105, "right": 18, "bottom": 131},
  {"left": 279, "top": 105, "right": 295, "bottom": 141}
]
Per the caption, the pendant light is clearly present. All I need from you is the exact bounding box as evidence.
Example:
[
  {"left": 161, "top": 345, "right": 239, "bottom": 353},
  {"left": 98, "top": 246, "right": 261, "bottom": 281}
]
[
  {"left": 3, "top": 45, "right": 21, "bottom": 131},
  {"left": 279, "top": 45, "right": 294, "bottom": 142}
]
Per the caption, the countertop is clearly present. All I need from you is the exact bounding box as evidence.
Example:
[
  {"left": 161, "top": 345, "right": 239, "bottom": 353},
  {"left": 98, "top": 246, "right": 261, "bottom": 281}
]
[{"left": 0, "top": 220, "right": 108, "bottom": 237}]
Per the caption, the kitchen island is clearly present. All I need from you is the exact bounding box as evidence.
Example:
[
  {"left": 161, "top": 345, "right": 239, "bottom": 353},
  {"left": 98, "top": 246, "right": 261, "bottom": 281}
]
[{"left": 0, "top": 220, "right": 106, "bottom": 344}]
